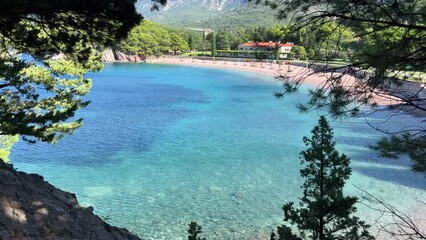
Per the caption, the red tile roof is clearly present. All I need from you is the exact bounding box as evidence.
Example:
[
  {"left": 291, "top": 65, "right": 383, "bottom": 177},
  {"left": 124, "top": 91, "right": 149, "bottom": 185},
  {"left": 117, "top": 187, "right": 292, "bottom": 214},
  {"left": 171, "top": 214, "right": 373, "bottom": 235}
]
[{"left": 238, "top": 42, "right": 295, "bottom": 47}]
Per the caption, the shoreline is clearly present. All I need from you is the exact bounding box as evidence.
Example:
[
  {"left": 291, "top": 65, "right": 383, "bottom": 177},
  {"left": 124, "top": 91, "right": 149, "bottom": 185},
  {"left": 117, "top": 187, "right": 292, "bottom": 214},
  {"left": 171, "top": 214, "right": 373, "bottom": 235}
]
[
  {"left": 150, "top": 57, "right": 286, "bottom": 78},
  {"left": 150, "top": 57, "right": 407, "bottom": 108}
]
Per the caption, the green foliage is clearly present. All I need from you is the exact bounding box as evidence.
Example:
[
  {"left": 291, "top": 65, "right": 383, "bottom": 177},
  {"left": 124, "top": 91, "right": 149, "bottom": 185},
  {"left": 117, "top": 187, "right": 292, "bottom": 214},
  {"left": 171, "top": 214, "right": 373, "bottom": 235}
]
[
  {"left": 168, "top": 27, "right": 203, "bottom": 45},
  {"left": 199, "top": 25, "right": 292, "bottom": 52},
  {"left": 272, "top": 116, "right": 373, "bottom": 240},
  {"left": 210, "top": 33, "right": 217, "bottom": 57},
  {"left": 141, "top": 1, "right": 285, "bottom": 30},
  {"left": 173, "top": 24, "right": 306, "bottom": 55},
  {"left": 188, "top": 221, "right": 206, "bottom": 240},
  {"left": 269, "top": 25, "right": 287, "bottom": 41},
  {"left": 0, "top": 51, "right": 95, "bottom": 143},
  {"left": 216, "top": 30, "right": 232, "bottom": 51},
  {"left": 192, "top": 35, "right": 206, "bottom": 52},
  {"left": 120, "top": 31, "right": 158, "bottom": 56},
  {"left": 118, "top": 20, "right": 189, "bottom": 56},
  {"left": 170, "top": 33, "right": 190, "bottom": 54},
  {"left": 0, "top": 0, "right": 142, "bottom": 62},
  {"left": 200, "top": 2, "right": 286, "bottom": 29},
  {"left": 183, "top": 52, "right": 212, "bottom": 57},
  {"left": 371, "top": 133, "right": 426, "bottom": 173},
  {"left": 0, "top": 0, "right": 146, "bottom": 143},
  {"left": 356, "top": 25, "right": 425, "bottom": 72},
  {"left": 197, "top": 40, "right": 211, "bottom": 54},
  {"left": 0, "top": 135, "right": 18, "bottom": 162},
  {"left": 241, "top": 26, "right": 272, "bottom": 42},
  {"left": 292, "top": 46, "right": 307, "bottom": 60},
  {"left": 284, "top": 22, "right": 355, "bottom": 60},
  {"left": 188, "top": 35, "right": 195, "bottom": 52}
]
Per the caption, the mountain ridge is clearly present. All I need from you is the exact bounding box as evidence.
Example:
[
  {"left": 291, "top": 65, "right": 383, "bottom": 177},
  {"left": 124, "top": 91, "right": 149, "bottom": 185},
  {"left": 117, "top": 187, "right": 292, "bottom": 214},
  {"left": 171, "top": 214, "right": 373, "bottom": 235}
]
[{"left": 138, "top": 0, "right": 248, "bottom": 12}]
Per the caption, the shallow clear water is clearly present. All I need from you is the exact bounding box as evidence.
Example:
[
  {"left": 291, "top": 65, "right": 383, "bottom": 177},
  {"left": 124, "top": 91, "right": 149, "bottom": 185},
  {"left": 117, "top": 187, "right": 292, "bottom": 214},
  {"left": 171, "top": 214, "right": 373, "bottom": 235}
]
[{"left": 10, "top": 63, "right": 426, "bottom": 239}]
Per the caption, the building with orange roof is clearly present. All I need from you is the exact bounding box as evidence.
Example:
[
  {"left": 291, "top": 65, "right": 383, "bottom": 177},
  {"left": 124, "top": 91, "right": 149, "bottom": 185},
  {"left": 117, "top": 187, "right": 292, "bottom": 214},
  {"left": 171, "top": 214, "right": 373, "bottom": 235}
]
[{"left": 237, "top": 41, "right": 295, "bottom": 59}]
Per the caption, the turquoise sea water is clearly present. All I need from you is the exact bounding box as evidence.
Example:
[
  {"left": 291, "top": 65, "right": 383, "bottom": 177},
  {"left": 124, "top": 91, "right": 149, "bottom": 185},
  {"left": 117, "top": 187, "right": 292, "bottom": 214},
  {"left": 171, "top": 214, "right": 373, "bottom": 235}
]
[{"left": 10, "top": 63, "right": 426, "bottom": 239}]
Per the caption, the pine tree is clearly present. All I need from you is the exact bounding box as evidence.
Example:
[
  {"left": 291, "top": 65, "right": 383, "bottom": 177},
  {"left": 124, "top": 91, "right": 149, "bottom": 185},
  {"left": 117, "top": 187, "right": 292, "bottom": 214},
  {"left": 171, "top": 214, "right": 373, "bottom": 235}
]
[
  {"left": 210, "top": 33, "right": 217, "bottom": 57},
  {"left": 272, "top": 116, "right": 373, "bottom": 240},
  {"left": 188, "top": 34, "right": 195, "bottom": 52},
  {"left": 216, "top": 30, "right": 231, "bottom": 50}
]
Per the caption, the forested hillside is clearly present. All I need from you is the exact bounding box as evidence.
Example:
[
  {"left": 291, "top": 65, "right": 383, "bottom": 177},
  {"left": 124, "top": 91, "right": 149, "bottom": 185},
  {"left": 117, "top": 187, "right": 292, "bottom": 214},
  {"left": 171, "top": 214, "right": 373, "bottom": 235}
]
[
  {"left": 118, "top": 20, "right": 189, "bottom": 56},
  {"left": 193, "top": 3, "right": 286, "bottom": 29},
  {"left": 137, "top": 0, "right": 283, "bottom": 29}
]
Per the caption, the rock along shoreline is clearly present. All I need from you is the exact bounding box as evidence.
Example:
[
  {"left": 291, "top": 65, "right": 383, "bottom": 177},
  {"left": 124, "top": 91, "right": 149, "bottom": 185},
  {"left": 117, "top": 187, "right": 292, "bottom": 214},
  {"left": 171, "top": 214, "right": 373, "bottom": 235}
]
[{"left": 0, "top": 161, "right": 141, "bottom": 240}]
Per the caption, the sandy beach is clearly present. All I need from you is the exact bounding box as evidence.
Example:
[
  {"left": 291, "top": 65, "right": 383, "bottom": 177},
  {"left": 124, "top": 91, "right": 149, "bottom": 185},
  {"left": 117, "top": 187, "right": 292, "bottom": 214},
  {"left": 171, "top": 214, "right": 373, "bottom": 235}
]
[
  {"left": 151, "top": 57, "right": 403, "bottom": 107},
  {"left": 152, "top": 56, "right": 287, "bottom": 78}
]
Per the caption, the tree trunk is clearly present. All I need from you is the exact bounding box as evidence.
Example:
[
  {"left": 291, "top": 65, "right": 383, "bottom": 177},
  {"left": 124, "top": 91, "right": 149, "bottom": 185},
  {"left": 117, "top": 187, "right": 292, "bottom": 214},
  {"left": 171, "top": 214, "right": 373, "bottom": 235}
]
[{"left": 319, "top": 134, "right": 325, "bottom": 239}]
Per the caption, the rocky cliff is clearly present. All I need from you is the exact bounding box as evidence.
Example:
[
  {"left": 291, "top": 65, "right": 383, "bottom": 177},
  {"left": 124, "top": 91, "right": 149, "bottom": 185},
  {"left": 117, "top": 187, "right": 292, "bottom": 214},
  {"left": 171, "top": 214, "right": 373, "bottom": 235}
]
[
  {"left": 0, "top": 161, "right": 141, "bottom": 240},
  {"left": 102, "top": 47, "right": 146, "bottom": 62}
]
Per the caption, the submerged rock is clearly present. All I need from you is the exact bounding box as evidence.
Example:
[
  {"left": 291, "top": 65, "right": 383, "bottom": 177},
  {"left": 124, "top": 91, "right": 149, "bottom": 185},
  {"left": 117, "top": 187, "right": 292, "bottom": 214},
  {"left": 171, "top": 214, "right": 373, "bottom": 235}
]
[{"left": 0, "top": 161, "right": 141, "bottom": 240}]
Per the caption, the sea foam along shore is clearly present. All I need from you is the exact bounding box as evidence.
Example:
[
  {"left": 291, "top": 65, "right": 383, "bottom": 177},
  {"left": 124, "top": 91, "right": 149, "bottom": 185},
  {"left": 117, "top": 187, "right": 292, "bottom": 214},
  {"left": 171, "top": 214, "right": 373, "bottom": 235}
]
[{"left": 151, "top": 57, "right": 403, "bottom": 107}]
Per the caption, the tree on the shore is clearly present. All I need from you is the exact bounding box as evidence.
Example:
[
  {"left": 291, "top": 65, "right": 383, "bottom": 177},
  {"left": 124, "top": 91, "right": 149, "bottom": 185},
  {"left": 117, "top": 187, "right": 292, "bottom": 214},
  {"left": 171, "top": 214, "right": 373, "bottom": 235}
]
[
  {"left": 0, "top": 0, "right": 166, "bottom": 153},
  {"left": 178, "top": 31, "right": 205, "bottom": 53},
  {"left": 271, "top": 116, "right": 373, "bottom": 240},
  {"left": 197, "top": 40, "right": 211, "bottom": 55},
  {"left": 210, "top": 33, "right": 217, "bottom": 57},
  {"left": 170, "top": 33, "right": 190, "bottom": 55},
  {"left": 121, "top": 31, "right": 159, "bottom": 56},
  {"left": 216, "top": 30, "right": 232, "bottom": 50},
  {"left": 188, "top": 35, "right": 195, "bottom": 52},
  {"left": 292, "top": 46, "right": 307, "bottom": 60},
  {"left": 119, "top": 20, "right": 188, "bottom": 56},
  {"left": 252, "top": 0, "right": 426, "bottom": 172}
]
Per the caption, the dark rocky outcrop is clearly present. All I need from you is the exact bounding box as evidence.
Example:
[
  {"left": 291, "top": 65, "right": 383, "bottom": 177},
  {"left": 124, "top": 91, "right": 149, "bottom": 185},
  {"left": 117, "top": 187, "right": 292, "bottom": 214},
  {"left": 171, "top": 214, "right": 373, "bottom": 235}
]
[{"left": 0, "top": 161, "right": 141, "bottom": 240}]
